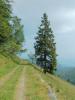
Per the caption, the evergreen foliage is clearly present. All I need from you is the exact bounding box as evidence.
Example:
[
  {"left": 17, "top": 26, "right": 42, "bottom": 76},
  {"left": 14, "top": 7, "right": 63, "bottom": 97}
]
[
  {"left": 34, "top": 13, "right": 57, "bottom": 73},
  {"left": 0, "top": 0, "right": 25, "bottom": 54}
]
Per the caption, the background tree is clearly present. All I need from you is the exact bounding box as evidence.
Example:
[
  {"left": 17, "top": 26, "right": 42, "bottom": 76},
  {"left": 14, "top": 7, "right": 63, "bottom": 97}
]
[
  {"left": 0, "top": 0, "right": 25, "bottom": 55},
  {"left": 34, "top": 13, "right": 57, "bottom": 73},
  {"left": 10, "top": 16, "right": 25, "bottom": 54},
  {"left": 0, "top": 0, "right": 12, "bottom": 46},
  {"left": 28, "top": 53, "right": 36, "bottom": 64}
]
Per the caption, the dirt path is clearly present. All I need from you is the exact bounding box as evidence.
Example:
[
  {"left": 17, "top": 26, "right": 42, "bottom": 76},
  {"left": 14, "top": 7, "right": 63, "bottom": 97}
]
[
  {"left": 14, "top": 67, "right": 25, "bottom": 100},
  {"left": 0, "top": 67, "right": 18, "bottom": 88},
  {"left": 38, "top": 74, "right": 57, "bottom": 100}
]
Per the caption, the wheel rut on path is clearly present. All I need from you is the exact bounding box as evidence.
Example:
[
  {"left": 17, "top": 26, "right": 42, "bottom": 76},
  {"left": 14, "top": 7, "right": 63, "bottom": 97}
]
[
  {"left": 14, "top": 67, "right": 25, "bottom": 100},
  {"left": 38, "top": 74, "right": 57, "bottom": 100}
]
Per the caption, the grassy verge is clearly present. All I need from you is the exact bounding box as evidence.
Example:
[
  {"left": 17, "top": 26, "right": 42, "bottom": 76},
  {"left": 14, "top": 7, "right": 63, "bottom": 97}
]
[
  {"left": 31, "top": 64, "right": 75, "bottom": 100},
  {"left": 0, "top": 65, "right": 24, "bottom": 100},
  {"left": 0, "top": 54, "right": 18, "bottom": 78},
  {"left": 28, "top": 64, "right": 75, "bottom": 100},
  {"left": 0, "top": 63, "right": 18, "bottom": 78},
  {"left": 41, "top": 73, "right": 75, "bottom": 100},
  {"left": 25, "top": 65, "right": 50, "bottom": 100}
]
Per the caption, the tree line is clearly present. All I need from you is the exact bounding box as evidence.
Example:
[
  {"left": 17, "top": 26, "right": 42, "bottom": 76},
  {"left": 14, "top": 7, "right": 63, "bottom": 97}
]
[
  {"left": 0, "top": 0, "right": 24, "bottom": 55},
  {"left": 0, "top": 0, "right": 57, "bottom": 74}
]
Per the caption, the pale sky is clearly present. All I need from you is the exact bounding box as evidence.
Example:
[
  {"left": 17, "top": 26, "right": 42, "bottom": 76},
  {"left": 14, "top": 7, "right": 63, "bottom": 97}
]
[{"left": 13, "top": 0, "right": 75, "bottom": 67}]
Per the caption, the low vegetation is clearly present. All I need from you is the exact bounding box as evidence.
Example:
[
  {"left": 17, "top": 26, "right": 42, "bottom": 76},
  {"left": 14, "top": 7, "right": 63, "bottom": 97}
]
[
  {"left": 0, "top": 54, "right": 75, "bottom": 100},
  {"left": 0, "top": 54, "right": 18, "bottom": 78},
  {"left": 25, "top": 65, "right": 50, "bottom": 100},
  {"left": 0, "top": 66, "right": 23, "bottom": 100},
  {"left": 33, "top": 65, "right": 75, "bottom": 100}
]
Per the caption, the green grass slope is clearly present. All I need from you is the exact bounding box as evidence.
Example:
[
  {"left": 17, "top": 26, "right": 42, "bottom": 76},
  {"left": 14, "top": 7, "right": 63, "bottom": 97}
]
[
  {"left": 27, "top": 64, "right": 75, "bottom": 100},
  {"left": 0, "top": 53, "right": 28, "bottom": 78},
  {"left": 0, "top": 54, "right": 75, "bottom": 100},
  {"left": 0, "top": 66, "right": 23, "bottom": 100},
  {"left": 42, "top": 71, "right": 75, "bottom": 100},
  {"left": 0, "top": 54, "right": 18, "bottom": 78},
  {"left": 25, "top": 65, "right": 50, "bottom": 100}
]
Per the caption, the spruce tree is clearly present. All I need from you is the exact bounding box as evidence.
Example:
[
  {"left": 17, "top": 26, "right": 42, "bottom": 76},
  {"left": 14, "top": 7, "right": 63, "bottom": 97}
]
[{"left": 34, "top": 13, "right": 57, "bottom": 73}]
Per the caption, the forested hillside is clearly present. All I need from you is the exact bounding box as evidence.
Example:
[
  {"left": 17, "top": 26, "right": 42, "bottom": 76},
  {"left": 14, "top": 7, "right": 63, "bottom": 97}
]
[{"left": 56, "top": 67, "right": 75, "bottom": 85}]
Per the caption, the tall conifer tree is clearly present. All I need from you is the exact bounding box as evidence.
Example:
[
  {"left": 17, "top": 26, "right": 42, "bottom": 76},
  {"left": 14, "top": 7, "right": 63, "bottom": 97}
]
[{"left": 34, "top": 13, "right": 57, "bottom": 73}]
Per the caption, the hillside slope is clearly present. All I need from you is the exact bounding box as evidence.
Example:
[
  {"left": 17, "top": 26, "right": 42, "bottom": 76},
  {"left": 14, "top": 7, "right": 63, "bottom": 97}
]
[
  {"left": 0, "top": 54, "right": 75, "bottom": 100},
  {"left": 56, "top": 67, "right": 75, "bottom": 85},
  {"left": 27, "top": 65, "right": 75, "bottom": 100},
  {"left": 0, "top": 54, "right": 18, "bottom": 78}
]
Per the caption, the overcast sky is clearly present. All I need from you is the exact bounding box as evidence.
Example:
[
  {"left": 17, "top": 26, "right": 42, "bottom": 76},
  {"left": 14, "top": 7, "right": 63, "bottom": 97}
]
[{"left": 13, "top": 0, "right": 75, "bottom": 67}]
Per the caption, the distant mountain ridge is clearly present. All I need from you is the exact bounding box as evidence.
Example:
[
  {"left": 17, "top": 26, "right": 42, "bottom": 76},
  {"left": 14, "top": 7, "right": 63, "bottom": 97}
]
[{"left": 56, "top": 66, "right": 75, "bottom": 85}]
